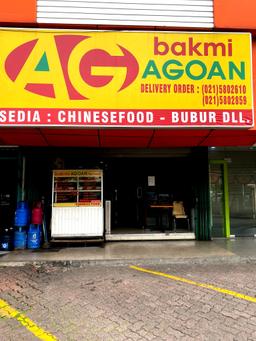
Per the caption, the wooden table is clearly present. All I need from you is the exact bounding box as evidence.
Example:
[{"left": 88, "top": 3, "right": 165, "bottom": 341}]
[
  {"left": 145, "top": 204, "right": 173, "bottom": 231},
  {"left": 150, "top": 204, "right": 173, "bottom": 209}
]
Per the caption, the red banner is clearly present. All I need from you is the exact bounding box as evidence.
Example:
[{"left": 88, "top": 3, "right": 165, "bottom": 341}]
[{"left": 0, "top": 108, "right": 253, "bottom": 127}]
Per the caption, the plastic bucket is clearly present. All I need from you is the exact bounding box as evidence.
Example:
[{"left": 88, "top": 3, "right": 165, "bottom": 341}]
[
  {"left": 27, "top": 225, "right": 41, "bottom": 249},
  {"left": 14, "top": 228, "right": 27, "bottom": 249}
]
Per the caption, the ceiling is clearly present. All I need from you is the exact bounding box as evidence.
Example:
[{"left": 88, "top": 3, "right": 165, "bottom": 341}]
[{"left": 0, "top": 127, "right": 256, "bottom": 148}]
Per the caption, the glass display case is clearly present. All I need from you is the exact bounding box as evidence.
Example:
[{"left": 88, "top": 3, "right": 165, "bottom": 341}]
[
  {"left": 53, "top": 171, "right": 102, "bottom": 207},
  {"left": 51, "top": 170, "right": 103, "bottom": 238}
]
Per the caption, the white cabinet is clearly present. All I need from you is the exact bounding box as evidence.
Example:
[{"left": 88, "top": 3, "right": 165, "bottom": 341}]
[{"left": 51, "top": 169, "right": 103, "bottom": 238}]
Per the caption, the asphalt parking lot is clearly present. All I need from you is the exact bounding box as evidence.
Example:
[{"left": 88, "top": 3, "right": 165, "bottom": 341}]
[{"left": 1, "top": 262, "right": 256, "bottom": 340}]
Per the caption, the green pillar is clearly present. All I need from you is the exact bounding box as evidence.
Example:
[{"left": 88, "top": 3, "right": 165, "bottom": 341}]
[
  {"left": 223, "top": 162, "right": 230, "bottom": 237},
  {"left": 192, "top": 147, "right": 211, "bottom": 240},
  {"left": 210, "top": 160, "right": 230, "bottom": 238},
  {"left": 17, "top": 153, "right": 25, "bottom": 202}
]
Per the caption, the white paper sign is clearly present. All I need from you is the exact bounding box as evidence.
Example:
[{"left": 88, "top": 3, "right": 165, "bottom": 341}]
[{"left": 148, "top": 176, "right": 155, "bottom": 187}]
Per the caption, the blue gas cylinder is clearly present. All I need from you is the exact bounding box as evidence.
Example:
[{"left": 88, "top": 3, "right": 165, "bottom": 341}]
[
  {"left": 14, "top": 201, "right": 30, "bottom": 227},
  {"left": 14, "top": 227, "right": 27, "bottom": 249},
  {"left": 27, "top": 224, "right": 41, "bottom": 249},
  {"left": 0, "top": 227, "right": 14, "bottom": 251}
]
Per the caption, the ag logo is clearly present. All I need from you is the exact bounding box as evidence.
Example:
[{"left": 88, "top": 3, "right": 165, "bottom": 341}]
[{"left": 5, "top": 35, "right": 139, "bottom": 99}]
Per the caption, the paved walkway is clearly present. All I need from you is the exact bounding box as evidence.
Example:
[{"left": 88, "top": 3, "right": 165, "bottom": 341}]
[
  {"left": 1, "top": 239, "right": 256, "bottom": 340},
  {"left": 1, "top": 238, "right": 256, "bottom": 266},
  {"left": 1, "top": 262, "right": 256, "bottom": 340}
]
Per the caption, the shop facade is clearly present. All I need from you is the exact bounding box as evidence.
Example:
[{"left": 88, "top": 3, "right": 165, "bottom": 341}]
[{"left": 0, "top": 0, "right": 256, "bottom": 244}]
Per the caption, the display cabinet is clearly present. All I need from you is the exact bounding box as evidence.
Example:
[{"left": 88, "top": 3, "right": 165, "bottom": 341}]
[{"left": 51, "top": 169, "right": 103, "bottom": 238}]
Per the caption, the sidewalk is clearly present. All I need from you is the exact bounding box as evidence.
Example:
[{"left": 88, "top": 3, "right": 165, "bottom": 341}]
[{"left": 1, "top": 237, "right": 256, "bottom": 266}]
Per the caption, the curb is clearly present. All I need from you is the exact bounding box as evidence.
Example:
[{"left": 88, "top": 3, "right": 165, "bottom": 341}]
[{"left": 1, "top": 255, "right": 256, "bottom": 267}]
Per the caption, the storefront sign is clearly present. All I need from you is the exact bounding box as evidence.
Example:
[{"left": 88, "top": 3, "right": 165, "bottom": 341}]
[
  {"left": 0, "top": 29, "right": 253, "bottom": 128},
  {"left": 53, "top": 169, "right": 102, "bottom": 177}
]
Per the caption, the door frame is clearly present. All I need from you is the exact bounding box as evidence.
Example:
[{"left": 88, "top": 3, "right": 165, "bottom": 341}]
[{"left": 209, "top": 160, "right": 230, "bottom": 238}]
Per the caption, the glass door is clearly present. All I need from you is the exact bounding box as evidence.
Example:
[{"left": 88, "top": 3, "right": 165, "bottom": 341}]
[{"left": 229, "top": 168, "right": 256, "bottom": 236}]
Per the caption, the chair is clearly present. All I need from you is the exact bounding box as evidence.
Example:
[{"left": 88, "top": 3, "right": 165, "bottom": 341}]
[{"left": 172, "top": 201, "right": 190, "bottom": 232}]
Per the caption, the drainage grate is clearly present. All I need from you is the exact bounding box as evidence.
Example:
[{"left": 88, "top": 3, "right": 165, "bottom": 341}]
[{"left": 31, "top": 248, "right": 60, "bottom": 253}]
